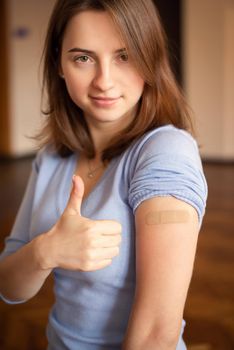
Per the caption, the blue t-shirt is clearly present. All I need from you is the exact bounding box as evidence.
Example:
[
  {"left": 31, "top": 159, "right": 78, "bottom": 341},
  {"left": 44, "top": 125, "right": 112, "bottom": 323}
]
[{"left": 0, "top": 125, "right": 207, "bottom": 350}]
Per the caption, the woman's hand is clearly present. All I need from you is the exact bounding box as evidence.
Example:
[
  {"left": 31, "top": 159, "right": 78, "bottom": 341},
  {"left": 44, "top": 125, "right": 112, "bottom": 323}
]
[{"left": 36, "top": 175, "right": 122, "bottom": 271}]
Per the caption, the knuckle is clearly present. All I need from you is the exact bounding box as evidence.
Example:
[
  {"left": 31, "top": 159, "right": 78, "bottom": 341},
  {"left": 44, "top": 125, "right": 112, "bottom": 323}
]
[
  {"left": 103, "top": 259, "right": 112, "bottom": 268},
  {"left": 117, "top": 234, "right": 122, "bottom": 244},
  {"left": 79, "top": 250, "right": 96, "bottom": 270},
  {"left": 113, "top": 246, "right": 119, "bottom": 256},
  {"left": 80, "top": 261, "right": 92, "bottom": 271},
  {"left": 117, "top": 222, "right": 122, "bottom": 233},
  {"left": 84, "top": 249, "right": 95, "bottom": 261},
  {"left": 83, "top": 250, "right": 90, "bottom": 264},
  {"left": 83, "top": 234, "right": 95, "bottom": 249},
  {"left": 88, "top": 238, "right": 96, "bottom": 248},
  {"left": 83, "top": 220, "right": 95, "bottom": 233},
  {"left": 81, "top": 236, "right": 89, "bottom": 249}
]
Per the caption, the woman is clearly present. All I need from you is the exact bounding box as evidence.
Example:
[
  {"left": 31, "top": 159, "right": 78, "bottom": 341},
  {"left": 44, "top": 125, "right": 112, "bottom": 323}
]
[{"left": 0, "top": 0, "right": 207, "bottom": 349}]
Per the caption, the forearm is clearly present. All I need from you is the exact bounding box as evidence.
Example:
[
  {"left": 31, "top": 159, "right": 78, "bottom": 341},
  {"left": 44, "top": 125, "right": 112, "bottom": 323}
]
[
  {"left": 122, "top": 338, "right": 176, "bottom": 350},
  {"left": 122, "top": 325, "right": 179, "bottom": 350},
  {"left": 122, "top": 298, "right": 181, "bottom": 350},
  {"left": 0, "top": 234, "right": 52, "bottom": 302}
]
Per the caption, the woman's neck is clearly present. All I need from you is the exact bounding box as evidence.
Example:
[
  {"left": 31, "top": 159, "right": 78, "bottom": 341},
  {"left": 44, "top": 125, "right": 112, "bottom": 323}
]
[
  {"left": 87, "top": 123, "right": 115, "bottom": 157},
  {"left": 84, "top": 105, "right": 138, "bottom": 156}
]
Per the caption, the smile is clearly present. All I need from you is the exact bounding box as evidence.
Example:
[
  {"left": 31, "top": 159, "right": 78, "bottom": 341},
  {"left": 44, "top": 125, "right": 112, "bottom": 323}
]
[{"left": 90, "top": 96, "right": 120, "bottom": 107}]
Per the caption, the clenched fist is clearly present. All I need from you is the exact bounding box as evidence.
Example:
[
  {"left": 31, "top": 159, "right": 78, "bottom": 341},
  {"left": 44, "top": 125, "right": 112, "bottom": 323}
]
[{"left": 37, "top": 175, "right": 122, "bottom": 271}]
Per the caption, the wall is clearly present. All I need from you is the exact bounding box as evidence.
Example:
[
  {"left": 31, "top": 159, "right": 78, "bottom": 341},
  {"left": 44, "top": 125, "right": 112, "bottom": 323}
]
[
  {"left": 183, "top": 0, "right": 234, "bottom": 160},
  {"left": 0, "top": 1, "right": 10, "bottom": 154},
  {"left": 1, "top": 0, "right": 55, "bottom": 156},
  {"left": 155, "top": 0, "right": 182, "bottom": 84}
]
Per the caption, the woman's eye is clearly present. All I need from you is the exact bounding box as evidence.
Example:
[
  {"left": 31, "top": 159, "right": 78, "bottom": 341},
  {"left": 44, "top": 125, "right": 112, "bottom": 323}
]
[
  {"left": 74, "top": 55, "right": 91, "bottom": 63},
  {"left": 119, "top": 53, "right": 129, "bottom": 62}
]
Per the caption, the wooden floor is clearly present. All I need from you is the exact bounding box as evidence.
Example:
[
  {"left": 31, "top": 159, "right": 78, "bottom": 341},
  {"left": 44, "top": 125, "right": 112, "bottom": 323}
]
[{"left": 0, "top": 157, "right": 233, "bottom": 350}]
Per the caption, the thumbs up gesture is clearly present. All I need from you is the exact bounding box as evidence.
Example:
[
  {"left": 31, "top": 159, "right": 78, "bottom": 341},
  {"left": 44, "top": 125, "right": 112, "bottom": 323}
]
[{"left": 38, "top": 175, "right": 122, "bottom": 271}]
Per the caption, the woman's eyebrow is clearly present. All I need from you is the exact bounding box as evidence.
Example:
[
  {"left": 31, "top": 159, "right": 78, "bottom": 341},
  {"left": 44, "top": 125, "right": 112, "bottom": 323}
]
[
  {"left": 67, "top": 47, "right": 127, "bottom": 54},
  {"left": 67, "top": 47, "right": 94, "bottom": 54}
]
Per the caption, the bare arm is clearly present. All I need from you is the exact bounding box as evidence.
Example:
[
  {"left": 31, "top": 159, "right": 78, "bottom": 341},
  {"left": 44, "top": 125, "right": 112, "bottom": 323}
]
[
  {"left": 0, "top": 239, "right": 52, "bottom": 302},
  {"left": 122, "top": 196, "right": 199, "bottom": 349},
  {"left": 0, "top": 175, "right": 121, "bottom": 302}
]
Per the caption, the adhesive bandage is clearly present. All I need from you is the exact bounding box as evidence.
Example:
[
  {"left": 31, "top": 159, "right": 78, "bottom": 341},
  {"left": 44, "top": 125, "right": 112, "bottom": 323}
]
[{"left": 145, "top": 210, "right": 190, "bottom": 225}]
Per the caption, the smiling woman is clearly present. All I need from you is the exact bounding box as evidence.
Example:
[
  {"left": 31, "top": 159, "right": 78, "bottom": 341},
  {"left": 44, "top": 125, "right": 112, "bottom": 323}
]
[
  {"left": 40, "top": 0, "right": 193, "bottom": 161},
  {"left": 0, "top": 1, "right": 207, "bottom": 350}
]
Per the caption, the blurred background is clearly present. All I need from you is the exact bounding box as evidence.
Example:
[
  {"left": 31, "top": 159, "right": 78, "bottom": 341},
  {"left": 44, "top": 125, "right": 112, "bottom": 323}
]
[{"left": 0, "top": 0, "right": 233, "bottom": 349}]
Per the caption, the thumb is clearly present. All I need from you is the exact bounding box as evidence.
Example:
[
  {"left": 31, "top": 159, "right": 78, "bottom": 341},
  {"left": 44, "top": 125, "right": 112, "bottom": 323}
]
[{"left": 64, "top": 174, "right": 85, "bottom": 216}]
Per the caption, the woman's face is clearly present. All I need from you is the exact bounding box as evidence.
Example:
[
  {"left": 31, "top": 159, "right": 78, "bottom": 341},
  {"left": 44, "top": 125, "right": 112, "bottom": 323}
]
[{"left": 60, "top": 10, "right": 144, "bottom": 130}]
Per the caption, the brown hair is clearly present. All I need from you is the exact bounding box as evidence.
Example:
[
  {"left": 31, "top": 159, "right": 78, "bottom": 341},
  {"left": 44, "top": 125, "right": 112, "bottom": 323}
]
[{"left": 38, "top": 0, "right": 194, "bottom": 161}]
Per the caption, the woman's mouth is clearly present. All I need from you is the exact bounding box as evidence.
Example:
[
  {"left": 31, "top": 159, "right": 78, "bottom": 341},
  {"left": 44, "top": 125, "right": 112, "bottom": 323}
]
[{"left": 90, "top": 96, "right": 121, "bottom": 107}]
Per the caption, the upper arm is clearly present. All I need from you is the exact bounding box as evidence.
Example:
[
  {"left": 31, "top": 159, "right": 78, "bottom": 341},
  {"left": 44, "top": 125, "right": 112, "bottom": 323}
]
[{"left": 134, "top": 195, "right": 199, "bottom": 335}]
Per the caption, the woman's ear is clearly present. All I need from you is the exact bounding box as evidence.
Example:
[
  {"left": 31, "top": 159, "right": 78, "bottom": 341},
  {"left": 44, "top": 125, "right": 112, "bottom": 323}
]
[
  {"left": 58, "top": 63, "right": 64, "bottom": 79},
  {"left": 59, "top": 67, "right": 64, "bottom": 79}
]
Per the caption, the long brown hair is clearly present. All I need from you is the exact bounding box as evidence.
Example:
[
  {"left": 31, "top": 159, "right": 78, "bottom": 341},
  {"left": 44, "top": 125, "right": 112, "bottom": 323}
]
[{"left": 38, "top": 0, "right": 194, "bottom": 161}]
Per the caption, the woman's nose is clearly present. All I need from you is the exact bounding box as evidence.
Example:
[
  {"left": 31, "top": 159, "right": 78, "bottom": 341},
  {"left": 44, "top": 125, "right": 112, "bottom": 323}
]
[{"left": 92, "top": 63, "right": 114, "bottom": 91}]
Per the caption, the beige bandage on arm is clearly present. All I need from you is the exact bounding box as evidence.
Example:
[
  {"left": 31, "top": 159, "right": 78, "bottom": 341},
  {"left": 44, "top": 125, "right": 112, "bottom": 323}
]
[{"left": 145, "top": 210, "right": 190, "bottom": 225}]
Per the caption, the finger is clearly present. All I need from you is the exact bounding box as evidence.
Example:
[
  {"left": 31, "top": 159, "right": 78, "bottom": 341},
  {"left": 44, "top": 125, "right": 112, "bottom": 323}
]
[
  {"left": 94, "top": 234, "right": 122, "bottom": 248},
  {"left": 82, "top": 259, "right": 112, "bottom": 271},
  {"left": 63, "top": 175, "right": 85, "bottom": 216},
  {"left": 95, "top": 220, "right": 122, "bottom": 236},
  {"left": 94, "top": 246, "right": 120, "bottom": 260}
]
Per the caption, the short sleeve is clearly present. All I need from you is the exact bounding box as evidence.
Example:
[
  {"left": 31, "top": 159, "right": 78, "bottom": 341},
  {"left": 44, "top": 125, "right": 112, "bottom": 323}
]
[{"left": 128, "top": 128, "right": 208, "bottom": 224}]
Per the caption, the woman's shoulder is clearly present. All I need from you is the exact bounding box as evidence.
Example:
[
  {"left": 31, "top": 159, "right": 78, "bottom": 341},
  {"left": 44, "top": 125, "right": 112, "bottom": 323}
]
[
  {"left": 130, "top": 125, "right": 200, "bottom": 162},
  {"left": 140, "top": 125, "right": 197, "bottom": 151},
  {"left": 33, "top": 144, "right": 71, "bottom": 172}
]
